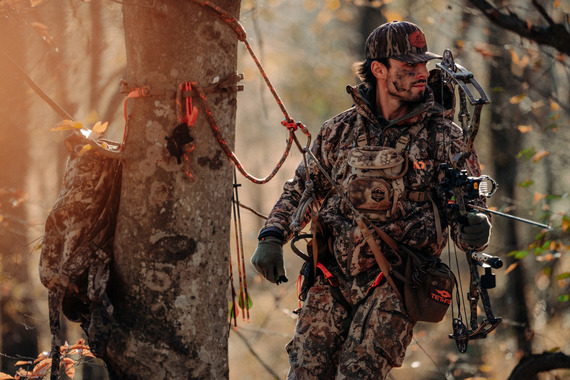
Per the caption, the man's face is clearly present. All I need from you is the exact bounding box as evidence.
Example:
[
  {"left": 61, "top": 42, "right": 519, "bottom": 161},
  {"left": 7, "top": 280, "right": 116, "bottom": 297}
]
[{"left": 384, "top": 59, "right": 429, "bottom": 103}]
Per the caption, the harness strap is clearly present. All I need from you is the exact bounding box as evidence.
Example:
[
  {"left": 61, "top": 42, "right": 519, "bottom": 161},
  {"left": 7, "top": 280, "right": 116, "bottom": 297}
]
[
  {"left": 395, "top": 123, "right": 425, "bottom": 154},
  {"left": 311, "top": 212, "right": 319, "bottom": 279},
  {"left": 355, "top": 218, "right": 402, "bottom": 300}
]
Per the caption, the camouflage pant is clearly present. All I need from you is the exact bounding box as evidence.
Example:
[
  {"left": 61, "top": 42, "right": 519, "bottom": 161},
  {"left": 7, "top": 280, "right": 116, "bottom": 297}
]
[{"left": 286, "top": 280, "right": 414, "bottom": 379}]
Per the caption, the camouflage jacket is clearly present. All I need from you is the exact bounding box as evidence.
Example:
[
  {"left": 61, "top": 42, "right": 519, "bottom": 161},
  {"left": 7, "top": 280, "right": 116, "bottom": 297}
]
[{"left": 261, "top": 72, "right": 486, "bottom": 302}]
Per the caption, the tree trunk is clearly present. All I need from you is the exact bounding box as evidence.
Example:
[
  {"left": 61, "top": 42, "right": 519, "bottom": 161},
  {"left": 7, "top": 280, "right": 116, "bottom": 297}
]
[
  {"left": 105, "top": 1, "right": 241, "bottom": 379},
  {"left": 0, "top": 18, "right": 39, "bottom": 374},
  {"left": 487, "top": 24, "right": 534, "bottom": 359}
]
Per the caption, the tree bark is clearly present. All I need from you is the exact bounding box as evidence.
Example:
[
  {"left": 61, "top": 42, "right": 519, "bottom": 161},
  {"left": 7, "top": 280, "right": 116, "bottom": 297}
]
[{"left": 105, "top": 1, "right": 241, "bottom": 379}]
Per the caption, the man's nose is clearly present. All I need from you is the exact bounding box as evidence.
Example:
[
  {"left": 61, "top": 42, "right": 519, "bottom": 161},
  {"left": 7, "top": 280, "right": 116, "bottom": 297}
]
[{"left": 415, "top": 63, "right": 428, "bottom": 79}]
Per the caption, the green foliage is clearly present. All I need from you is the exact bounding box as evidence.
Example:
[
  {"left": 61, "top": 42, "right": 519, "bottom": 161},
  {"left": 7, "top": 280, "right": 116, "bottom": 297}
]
[{"left": 516, "top": 146, "right": 536, "bottom": 161}]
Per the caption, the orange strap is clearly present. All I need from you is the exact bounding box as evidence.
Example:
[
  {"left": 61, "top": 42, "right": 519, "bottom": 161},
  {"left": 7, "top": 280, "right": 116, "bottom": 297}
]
[{"left": 122, "top": 88, "right": 151, "bottom": 151}]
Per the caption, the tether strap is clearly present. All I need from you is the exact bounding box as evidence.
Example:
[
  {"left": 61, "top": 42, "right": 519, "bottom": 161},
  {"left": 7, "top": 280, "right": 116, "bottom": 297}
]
[{"left": 355, "top": 219, "right": 402, "bottom": 300}]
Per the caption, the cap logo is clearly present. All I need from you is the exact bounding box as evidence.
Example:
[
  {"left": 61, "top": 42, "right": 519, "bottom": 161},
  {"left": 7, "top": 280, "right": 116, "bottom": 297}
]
[{"left": 409, "top": 30, "right": 426, "bottom": 49}]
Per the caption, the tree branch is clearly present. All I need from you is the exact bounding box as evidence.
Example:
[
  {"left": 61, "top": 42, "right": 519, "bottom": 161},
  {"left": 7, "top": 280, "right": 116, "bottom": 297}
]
[
  {"left": 232, "top": 329, "right": 281, "bottom": 379},
  {"left": 507, "top": 352, "right": 570, "bottom": 380},
  {"left": 467, "top": 0, "right": 570, "bottom": 57}
]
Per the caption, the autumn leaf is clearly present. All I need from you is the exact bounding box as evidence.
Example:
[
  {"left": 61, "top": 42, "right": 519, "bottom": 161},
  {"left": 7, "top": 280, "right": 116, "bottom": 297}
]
[
  {"left": 63, "top": 358, "right": 76, "bottom": 379},
  {"left": 509, "top": 94, "right": 526, "bottom": 104},
  {"left": 384, "top": 9, "right": 403, "bottom": 22},
  {"left": 51, "top": 120, "right": 83, "bottom": 131},
  {"left": 504, "top": 262, "right": 518, "bottom": 275},
  {"left": 517, "top": 125, "right": 532, "bottom": 133},
  {"left": 34, "top": 352, "right": 49, "bottom": 364},
  {"left": 13, "top": 361, "right": 31, "bottom": 366},
  {"left": 0, "top": 372, "right": 15, "bottom": 380},
  {"left": 92, "top": 121, "right": 109, "bottom": 135},
  {"left": 325, "top": 0, "right": 340, "bottom": 10},
  {"left": 561, "top": 216, "right": 570, "bottom": 232},
  {"left": 69, "top": 339, "right": 86, "bottom": 350},
  {"left": 32, "top": 359, "right": 51, "bottom": 377},
  {"left": 534, "top": 192, "right": 545, "bottom": 203},
  {"left": 533, "top": 150, "right": 549, "bottom": 163},
  {"left": 77, "top": 144, "right": 93, "bottom": 156},
  {"left": 474, "top": 44, "right": 494, "bottom": 59}
]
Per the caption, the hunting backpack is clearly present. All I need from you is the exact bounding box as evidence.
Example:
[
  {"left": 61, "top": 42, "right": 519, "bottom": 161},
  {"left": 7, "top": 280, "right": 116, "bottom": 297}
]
[{"left": 39, "top": 132, "right": 122, "bottom": 368}]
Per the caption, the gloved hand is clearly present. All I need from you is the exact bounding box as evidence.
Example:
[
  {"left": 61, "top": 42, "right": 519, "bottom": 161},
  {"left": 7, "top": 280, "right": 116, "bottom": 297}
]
[
  {"left": 251, "top": 237, "right": 288, "bottom": 284},
  {"left": 460, "top": 212, "right": 491, "bottom": 248}
]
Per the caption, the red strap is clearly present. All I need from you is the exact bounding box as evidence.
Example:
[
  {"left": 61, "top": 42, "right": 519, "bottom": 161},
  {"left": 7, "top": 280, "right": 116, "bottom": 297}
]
[
  {"left": 296, "top": 274, "right": 303, "bottom": 309},
  {"left": 180, "top": 82, "right": 199, "bottom": 126},
  {"left": 367, "top": 272, "right": 385, "bottom": 295},
  {"left": 316, "top": 263, "right": 339, "bottom": 287}
]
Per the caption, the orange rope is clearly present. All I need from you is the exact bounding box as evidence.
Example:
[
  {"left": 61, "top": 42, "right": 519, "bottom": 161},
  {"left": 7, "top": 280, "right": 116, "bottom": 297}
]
[
  {"left": 192, "top": 82, "right": 294, "bottom": 184},
  {"left": 189, "top": 0, "right": 311, "bottom": 148},
  {"left": 122, "top": 2, "right": 311, "bottom": 184}
]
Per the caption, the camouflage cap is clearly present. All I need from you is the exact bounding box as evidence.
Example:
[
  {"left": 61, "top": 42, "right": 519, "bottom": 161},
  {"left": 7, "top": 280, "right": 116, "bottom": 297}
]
[{"left": 365, "top": 21, "right": 442, "bottom": 64}]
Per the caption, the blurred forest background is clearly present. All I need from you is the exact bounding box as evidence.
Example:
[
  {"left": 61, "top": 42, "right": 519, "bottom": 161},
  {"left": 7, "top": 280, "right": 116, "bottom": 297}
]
[{"left": 0, "top": 0, "right": 569, "bottom": 379}]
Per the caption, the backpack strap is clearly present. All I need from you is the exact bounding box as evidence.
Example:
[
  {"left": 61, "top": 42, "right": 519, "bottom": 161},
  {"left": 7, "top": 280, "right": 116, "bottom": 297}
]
[
  {"left": 395, "top": 122, "right": 425, "bottom": 154},
  {"left": 48, "top": 289, "right": 64, "bottom": 380},
  {"left": 355, "top": 218, "right": 402, "bottom": 300}
]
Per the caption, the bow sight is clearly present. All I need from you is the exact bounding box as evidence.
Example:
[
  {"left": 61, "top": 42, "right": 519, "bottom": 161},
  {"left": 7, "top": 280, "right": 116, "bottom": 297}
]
[{"left": 436, "top": 50, "right": 551, "bottom": 353}]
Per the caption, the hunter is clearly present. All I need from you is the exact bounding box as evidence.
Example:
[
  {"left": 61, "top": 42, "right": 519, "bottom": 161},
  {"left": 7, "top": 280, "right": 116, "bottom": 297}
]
[{"left": 252, "top": 21, "right": 491, "bottom": 379}]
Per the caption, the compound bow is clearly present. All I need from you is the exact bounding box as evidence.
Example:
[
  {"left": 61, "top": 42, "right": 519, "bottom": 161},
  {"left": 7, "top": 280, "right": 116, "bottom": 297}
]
[{"left": 436, "top": 49, "right": 550, "bottom": 353}]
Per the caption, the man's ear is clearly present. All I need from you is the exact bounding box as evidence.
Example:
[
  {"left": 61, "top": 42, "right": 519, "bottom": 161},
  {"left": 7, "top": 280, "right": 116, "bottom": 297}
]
[{"left": 371, "top": 60, "right": 387, "bottom": 79}]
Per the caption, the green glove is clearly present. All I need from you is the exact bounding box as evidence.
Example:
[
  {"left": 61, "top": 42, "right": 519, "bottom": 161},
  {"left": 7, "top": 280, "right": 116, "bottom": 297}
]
[
  {"left": 460, "top": 212, "right": 491, "bottom": 248},
  {"left": 251, "top": 237, "right": 288, "bottom": 284}
]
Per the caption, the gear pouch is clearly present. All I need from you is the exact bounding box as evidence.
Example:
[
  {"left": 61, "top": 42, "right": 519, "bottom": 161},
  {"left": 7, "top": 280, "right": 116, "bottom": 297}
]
[
  {"left": 345, "top": 146, "right": 407, "bottom": 221},
  {"left": 403, "top": 248, "right": 455, "bottom": 323}
]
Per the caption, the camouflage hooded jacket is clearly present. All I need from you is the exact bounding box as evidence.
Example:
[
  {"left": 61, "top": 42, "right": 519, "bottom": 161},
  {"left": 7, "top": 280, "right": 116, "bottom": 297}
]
[{"left": 261, "top": 71, "right": 487, "bottom": 301}]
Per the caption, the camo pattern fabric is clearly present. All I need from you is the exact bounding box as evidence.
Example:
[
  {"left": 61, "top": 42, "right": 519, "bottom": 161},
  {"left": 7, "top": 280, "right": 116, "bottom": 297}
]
[
  {"left": 262, "top": 73, "right": 487, "bottom": 306},
  {"left": 40, "top": 134, "right": 121, "bottom": 357},
  {"left": 286, "top": 279, "right": 413, "bottom": 379},
  {"left": 365, "top": 21, "right": 441, "bottom": 64}
]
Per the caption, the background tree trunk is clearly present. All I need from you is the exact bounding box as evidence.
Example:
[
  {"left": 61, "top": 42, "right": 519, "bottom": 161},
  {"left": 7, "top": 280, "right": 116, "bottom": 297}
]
[
  {"left": 0, "top": 18, "right": 39, "bottom": 374},
  {"left": 487, "top": 22, "right": 535, "bottom": 362},
  {"left": 105, "top": 1, "right": 241, "bottom": 379}
]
